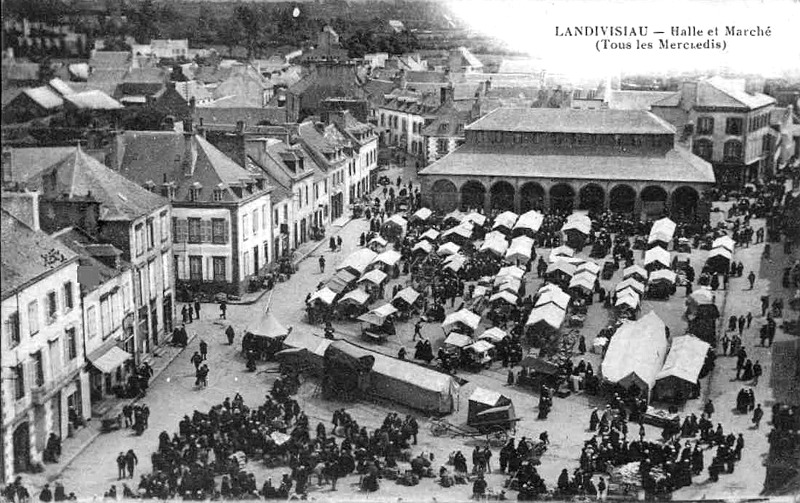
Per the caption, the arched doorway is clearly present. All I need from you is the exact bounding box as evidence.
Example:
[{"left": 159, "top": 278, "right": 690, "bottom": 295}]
[
  {"left": 549, "top": 183, "right": 575, "bottom": 213},
  {"left": 520, "top": 182, "right": 545, "bottom": 212},
  {"left": 13, "top": 422, "right": 30, "bottom": 473},
  {"left": 671, "top": 186, "right": 699, "bottom": 221},
  {"left": 490, "top": 181, "right": 515, "bottom": 211},
  {"left": 578, "top": 184, "right": 605, "bottom": 213},
  {"left": 609, "top": 185, "right": 636, "bottom": 214},
  {"left": 641, "top": 185, "right": 669, "bottom": 219},
  {"left": 430, "top": 179, "right": 458, "bottom": 212},
  {"left": 460, "top": 180, "right": 486, "bottom": 211}
]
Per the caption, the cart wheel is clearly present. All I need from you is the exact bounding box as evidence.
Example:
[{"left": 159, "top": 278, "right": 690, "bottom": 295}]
[
  {"left": 430, "top": 421, "right": 448, "bottom": 437},
  {"left": 488, "top": 427, "right": 508, "bottom": 447}
]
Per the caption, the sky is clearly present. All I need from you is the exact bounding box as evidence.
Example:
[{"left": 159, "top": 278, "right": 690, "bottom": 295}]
[{"left": 445, "top": 0, "right": 800, "bottom": 80}]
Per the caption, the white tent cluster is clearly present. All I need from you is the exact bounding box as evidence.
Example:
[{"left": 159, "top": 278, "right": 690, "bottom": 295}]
[
  {"left": 648, "top": 218, "right": 676, "bottom": 247},
  {"left": 569, "top": 260, "right": 600, "bottom": 295},
  {"left": 706, "top": 234, "right": 735, "bottom": 271},
  {"left": 526, "top": 283, "right": 569, "bottom": 331}
]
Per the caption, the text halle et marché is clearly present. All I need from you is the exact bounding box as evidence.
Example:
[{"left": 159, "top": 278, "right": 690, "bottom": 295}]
[{"left": 555, "top": 26, "right": 771, "bottom": 37}]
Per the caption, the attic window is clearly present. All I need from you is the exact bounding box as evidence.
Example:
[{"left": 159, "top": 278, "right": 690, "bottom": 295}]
[
  {"left": 212, "top": 188, "right": 224, "bottom": 202},
  {"left": 143, "top": 180, "right": 155, "bottom": 192},
  {"left": 162, "top": 184, "right": 176, "bottom": 200},
  {"left": 438, "top": 123, "right": 449, "bottom": 134},
  {"left": 189, "top": 185, "right": 202, "bottom": 202}
]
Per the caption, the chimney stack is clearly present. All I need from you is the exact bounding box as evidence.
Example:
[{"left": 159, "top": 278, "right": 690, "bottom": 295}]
[
  {"left": 440, "top": 82, "right": 454, "bottom": 105},
  {"left": 182, "top": 131, "right": 196, "bottom": 177},
  {"left": 680, "top": 81, "right": 698, "bottom": 112}
]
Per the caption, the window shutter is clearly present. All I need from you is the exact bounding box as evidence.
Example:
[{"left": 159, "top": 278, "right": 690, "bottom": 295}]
[
  {"left": 177, "top": 219, "right": 188, "bottom": 242},
  {"left": 201, "top": 220, "right": 212, "bottom": 243},
  {"left": 223, "top": 221, "right": 229, "bottom": 244}
]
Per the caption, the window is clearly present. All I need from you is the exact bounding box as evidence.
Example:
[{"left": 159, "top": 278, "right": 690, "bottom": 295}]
[
  {"left": 174, "top": 255, "right": 183, "bottom": 281},
  {"left": 135, "top": 268, "right": 145, "bottom": 306},
  {"left": 726, "top": 117, "right": 743, "bottom": 135},
  {"left": 213, "top": 188, "right": 224, "bottom": 202},
  {"left": 160, "top": 212, "right": 168, "bottom": 242},
  {"left": 63, "top": 282, "right": 74, "bottom": 312},
  {"left": 243, "top": 251, "right": 251, "bottom": 275},
  {"left": 437, "top": 138, "right": 449, "bottom": 154},
  {"left": 189, "top": 256, "right": 203, "bottom": 281},
  {"left": 262, "top": 206, "right": 268, "bottom": 230},
  {"left": 66, "top": 327, "right": 77, "bottom": 360},
  {"left": 27, "top": 301, "right": 39, "bottom": 336},
  {"left": 696, "top": 117, "right": 714, "bottom": 135},
  {"left": 100, "top": 296, "right": 111, "bottom": 337},
  {"left": 146, "top": 219, "right": 155, "bottom": 250},
  {"left": 86, "top": 306, "right": 97, "bottom": 338},
  {"left": 305, "top": 186, "right": 309, "bottom": 205},
  {"left": 212, "top": 257, "right": 226, "bottom": 281},
  {"left": 693, "top": 139, "right": 713, "bottom": 160},
  {"left": 189, "top": 187, "right": 201, "bottom": 201},
  {"left": 188, "top": 218, "right": 201, "bottom": 243},
  {"left": 7, "top": 311, "right": 21, "bottom": 346},
  {"left": 209, "top": 218, "right": 226, "bottom": 244},
  {"left": 274, "top": 209, "right": 279, "bottom": 226},
  {"left": 242, "top": 214, "right": 251, "bottom": 240},
  {"left": 148, "top": 260, "right": 157, "bottom": 299},
  {"left": 33, "top": 351, "right": 44, "bottom": 387},
  {"left": 14, "top": 363, "right": 25, "bottom": 399},
  {"left": 110, "top": 291, "right": 119, "bottom": 329},
  {"left": 723, "top": 140, "right": 743, "bottom": 162},
  {"left": 161, "top": 252, "right": 170, "bottom": 291},
  {"left": 135, "top": 224, "right": 144, "bottom": 257},
  {"left": 46, "top": 291, "right": 58, "bottom": 323},
  {"left": 252, "top": 209, "right": 258, "bottom": 235}
]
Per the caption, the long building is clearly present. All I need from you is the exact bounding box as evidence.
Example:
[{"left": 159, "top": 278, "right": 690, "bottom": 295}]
[{"left": 419, "top": 107, "right": 715, "bottom": 221}]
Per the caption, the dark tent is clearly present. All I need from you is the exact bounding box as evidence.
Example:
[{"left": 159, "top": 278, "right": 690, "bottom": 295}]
[
  {"left": 467, "top": 387, "right": 513, "bottom": 425},
  {"left": 323, "top": 341, "right": 375, "bottom": 398}
]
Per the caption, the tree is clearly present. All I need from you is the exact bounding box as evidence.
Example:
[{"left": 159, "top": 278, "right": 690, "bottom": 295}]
[
  {"left": 130, "top": 0, "right": 158, "bottom": 43},
  {"left": 218, "top": 10, "right": 245, "bottom": 57}
]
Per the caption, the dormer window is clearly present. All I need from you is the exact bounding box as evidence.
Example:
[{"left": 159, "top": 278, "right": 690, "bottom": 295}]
[
  {"left": 189, "top": 182, "right": 202, "bottom": 202},
  {"left": 212, "top": 187, "right": 224, "bottom": 202},
  {"left": 162, "top": 183, "right": 176, "bottom": 200},
  {"left": 143, "top": 180, "right": 156, "bottom": 192}
]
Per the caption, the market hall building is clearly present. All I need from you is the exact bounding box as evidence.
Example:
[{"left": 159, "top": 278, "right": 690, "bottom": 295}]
[{"left": 418, "top": 108, "right": 715, "bottom": 221}]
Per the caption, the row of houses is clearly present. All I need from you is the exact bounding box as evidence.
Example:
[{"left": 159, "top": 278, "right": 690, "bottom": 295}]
[{"left": 0, "top": 107, "right": 377, "bottom": 482}]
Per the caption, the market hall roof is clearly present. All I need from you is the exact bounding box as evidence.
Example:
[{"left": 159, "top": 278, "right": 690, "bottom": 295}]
[
  {"left": 420, "top": 144, "right": 715, "bottom": 184},
  {"left": 467, "top": 108, "right": 677, "bottom": 135}
]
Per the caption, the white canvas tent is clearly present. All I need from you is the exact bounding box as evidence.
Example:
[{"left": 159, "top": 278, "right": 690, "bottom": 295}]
[
  {"left": 649, "top": 269, "right": 677, "bottom": 284},
  {"left": 506, "top": 236, "right": 535, "bottom": 263},
  {"left": 393, "top": 287, "right": 420, "bottom": 306},
  {"left": 535, "top": 288, "right": 571, "bottom": 310},
  {"left": 615, "top": 291, "right": 640, "bottom": 309},
  {"left": 438, "top": 242, "right": 461, "bottom": 256},
  {"left": 648, "top": 218, "right": 676, "bottom": 244},
  {"left": 480, "top": 234, "right": 509, "bottom": 256},
  {"left": 493, "top": 211, "right": 519, "bottom": 231},
  {"left": 444, "top": 209, "right": 465, "bottom": 224},
  {"left": 337, "top": 249, "right": 379, "bottom": 276},
  {"left": 653, "top": 335, "right": 710, "bottom": 400},
  {"left": 464, "top": 212, "right": 487, "bottom": 226},
  {"left": 616, "top": 278, "right": 645, "bottom": 294},
  {"left": 412, "top": 240, "right": 433, "bottom": 254},
  {"left": 359, "top": 269, "right": 388, "bottom": 286},
  {"left": 526, "top": 303, "right": 566, "bottom": 330},
  {"left": 496, "top": 265, "right": 525, "bottom": 282},
  {"left": 478, "top": 327, "right": 508, "bottom": 343},
  {"left": 339, "top": 288, "right": 371, "bottom": 306},
  {"left": 420, "top": 229, "right": 440, "bottom": 241},
  {"left": 370, "top": 349, "right": 460, "bottom": 413},
  {"left": 712, "top": 236, "right": 735, "bottom": 253},
  {"left": 442, "top": 223, "right": 473, "bottom": 240},
  {"left": 309, "top": 287, "right": 337, "bottom": 305},
  {"left": 549, "top": 245, "right": 575, "bottom": 263},
  {"left": 513, "top": 211, "right": 543, "bottom": 233},
  {"left": 490, "top": 291, "right": 518, "bottom": 305},
  {"left": 443, "top": 254, "right": 468, "bottom": 272},
  {"left": 245, "top": 310, "right": 289, "bottom": 338},
  {"left": 623, "top": 265, "right": 648, "bottom": 282},
  {"left": 373, "top": 250, "right": 402, "bottom": 267},
  {"left": 411, "top": 207, "right": 432, "bottom": 221},
  {"left": 561, "top": 214, "right": 591, "bottom": 235},
  {"left": 444, "top": 331, "right": 472, "bottom": 348},
  {"left": 368, "top": 236, "right": 388, "bottom": 249},
  {"left": 601, "top": 311, "right": 668, "bottom": 395},
  {"left": 443, "top": 309, "right": 482, "bottom": 331},
  {"left": 644, "top": 247, "right": 671, "bottom": 268},
  {"left": 546, "top": 260, "right": 577, "bottom": 277}
]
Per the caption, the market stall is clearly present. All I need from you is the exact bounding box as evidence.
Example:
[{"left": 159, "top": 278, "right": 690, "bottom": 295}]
[
  {"left": 601, "top": 311, "right": 668, "bottom": 399},
  {"left": 437, "top": 242, "right": 461, "bottom": 256},
  {"left": 506, "top": 235, "right": 535, "bottom": 264},
  {"left": 337, "top": 249, "right": 379, "bottom": 277},
  {"left": 443, "top": 308, "right": 482, "bottom": 336},
  {"left": 492, "top": 211, "right": 519, "bottom": 233},
  {"left": 420, "top": 228, "right": 441, "bottom": 242},
  {"left": 647, "top": 269, "right": 677, "bottom": 299},
  {"left": 652, "top": 335, "right": 710, "bottom": 401},
  {"left": 644, "top": 247, "right": 671, "bottom": 272},
  {"left": 242, "top": 310, "right": 290, "bottom": 360},
  {"left": 337, "top": 288, "right": 371, "bottom": 319},
  {"left": 512, "top": 210, "right": 544, "bottom": 237},
  {"left": 381, "top": 214, "right": 407, "bottom": 242},
  {"left": 368, "top": 235, "right": 388, "bottom": 252},
  {"left": 358, "top": 303, "right": 398, "bottom": 342},
  {"left": 623, "top": 265, "right": 648, "bottom": 283},
  {"left": 562, "top": 213, "right": 592, "bottom": 250}
]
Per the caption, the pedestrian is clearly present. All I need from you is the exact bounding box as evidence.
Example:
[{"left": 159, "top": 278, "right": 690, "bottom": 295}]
[
  {"left": 598, "top": 477, "right": 607, "bottom": 501},
  {"left": 116, "top": 452, "right": 127, "bottom": 480},
  {"left": 181, "top": 304, "right": 188, "bottom": 323},
  {"left": 746, "top": 311, "right": 753, "bottom": 328},
  {"left": 413, "top": 319, "right": 423, "bottom": 341},
  {"left": 226, "top": 325, "right": 235, "bottom": 345},
  {"left": 125, "top": 449, "right": 138, "bottom": 479},
  {"left": 319, "top": 255, "right": 326, "bottom": 273},
  {"left": 329, "top": 236, "right": 336, "bottom": 252},
  {"left": 720, "top": 334, "right": 730, "bottom": 356},
  {"left": 748, "top": 271, "right": 756, "bottom": 289},
  {"left": 194, "top": 299, "right": 201, "bottom": 319},
  {"left": 738, "top": 315, "right": 746, "bottom": 336},
  {"left": 199, "top": 339, "right": 208, "bottom": 360},
  {"left": 190, "top": 351, "right": 202, "bottom": 370},
  {"left": 704, "top": 399, "right": 715, "bottom": 418},
  {"left": 397, "top": 346, "right": 407, "bottom": 360},
  {"left": 761, "top": 295, "right": 770, "bottom": 316},
  {"left": 122, "top": 404, "right": 133, "bottom": 427},
  {"left": 752, "top": 404, "right": 763, "bottom": 428},
  {"left": 219, "top": 300, "right": 227, "bottom": 319},
  {"left": 187, "top": 304, "right": 194, "bottom": 323},
  {"left": 39, "top": 484, "right": 52, "bottom": 502},
  {"left": 337, "top": 236, "right": 342, "bottom": 250},
  {"left": 578, "top": 335, "right": 586, "bottom": 354},
  {"left": 752, "top": 360, "right": 762, "bottom": 385}
]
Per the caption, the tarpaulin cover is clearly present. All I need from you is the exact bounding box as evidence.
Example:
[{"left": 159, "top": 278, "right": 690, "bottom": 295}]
[
  {"left": 497, "top": 265, "right": 525, "bottom": 281},
  {"left": 465, "top": 340, "right": 494, "bottom": 354},
  {"left": 412, "top": 208, "right": 432, "bottom": 221},
  {"left": 708, "top": 247, "right": 733, "bottom": 260},
  {"left": 616, "top": 278, "right": 645, "bottom": 294},
  {"left": 326, "top": 269, "right": 358, "bottom": 294},
  {"left": 490, "top": 290, "right": 518, "bottom": 305},
  {"left": 496, "top": 277, "right": 522, "bottom": 293},
  {"left": 309, "top": 287, "right": 337, "bottom": 305},
  {"left": 438, "top": 242, "right": 461, "bottom": 256},
  {"left": 369, "top": 236, "right": 388, "bottom": 248},
  {"left": 89, "top": 346, "right": 132, "bottom": 374},
  {"left": 577, "top": 261, "right": 601, "bottom": 275},
  {"left": 649, "top": 269, "right": 677, "bottom": 284},
  {"left": 623, "top": 265, "right": 648, "bottom": 281},
  {"left": 393, "top": 287, "right": 420, "bottom": 306},
  {"left": 283, "top": 331, "right": 333, "bottom": 371},
  {"left": 444, "top": 209, "right": 465, "bottom": 224},
  {"left": 370, "top": 349, "right": 460, "bottom": 413},
  {"left": 337, "top": 249, "right": 379, "bottom": 275},
  {"left": 561, "top": 214, "right": 591, "bottom": 235},
  {"left": 443, "top": 309, "right": 482, "bottom": 331},
  {"left": 357, "top": 304, "right": 397, "bottom": 326},
  {"left": 535, "top": 288, "right": 571, "bottom": 310},
  {"left": 547, "top": 260, "right": 577, "bottom": 276},
  {"left": 464, "top": 212, "right": 487, "bottom": 226},
  {"left": 648, "top": 218, "right": 676, "bottom": 243},
  {"left": 444, "top": 332, "right": 473, "bottom": 348},
  {"left": 689, "top": 288, "right": 714, "bottom": 305},
  {"left": 493, "top": 211, "right": 519, "bottom": 230},
  {"left": 420, "top": 229, "right": 440, "bottom": 241},
  {"left": 413, "top": 240, "right": 433, "bottom": 254},
  {"left": 506, "top": 236, "right": 535, "bottom": 262},
  {"left": 467, "top": 387, "right": 512, "bottom": 424},
  {"left": 325, "top": 340, "right": 376, "bottom": 372},
  {"left": 655, "top": 335, "right": 710, "bottom": 383},
  {"left": 569, "top": 275, "right": 595, "bottom": 292},
  {"left": 374, "top": 250, "right": 402, "bottom": 267},
  {"left": 383, "top": 214, "right": 408, "bottom": 232},
  {"left": 443, "top": 255, "right": 467, "bottom": 272},
  {"left": 359, "top": 269, "right": 388, "bottom": 286},
  {"left": 339, "top": 288, "right": 371, "bottom": 306},
  {"left": 478, "top": 327, "right": 508, "bottom": 343},
  {"left": 615, "top": 292, "right": 640, "bottom": 309},
  {"left": 549, "top": 245, "right": 575, "bottom": 263},
  {"left": 526, "top": 303, "right": 566, "bottom": 329},
  {"left": 443, "top": 222, "right": 474, "bottom": 240},
  {"left": 514, "top": 211, "right": 544, "bottom": 232},
  {"left": 712, "top": 236, "right": 735, "bottom": 253},
  {"left": 245, "top": 310, "right": 289, "bottom": 339},
  {"left": 601, "top": 311, "right": 668, "bottom": 393},
  {"left": 480, "top": 231, "right": 509, "bottom": 256},
  {"left": 644, "top": 247, "right": 671, "bottom": 267}
]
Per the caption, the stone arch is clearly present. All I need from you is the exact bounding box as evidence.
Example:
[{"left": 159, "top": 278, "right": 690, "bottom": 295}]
[
  {"left": 609, "top": 184, "right": 636, "bottom": 214},
  {"left": 641, "top": 185, "right": 669, "bottom": 219},
  {"left": 519, "top": 182, "right": 545, "bottom": 212},
  {"left": 578, "top": 183, "right": 605, "bottom": 214},
  {"left": 671, "top": 185, "right": 700, "bottom": 221},
  {"left": 430, "top": 179, "right": 458, "bottom": 213},
  {"left": 549, "top": 183, "right": 575, "bottom": 213},
  {"left": 460, "top": 180, "right": 486, "bottom": 211},
  {"left": 490, "top": 181, "right": 515, "bottom": 211}
]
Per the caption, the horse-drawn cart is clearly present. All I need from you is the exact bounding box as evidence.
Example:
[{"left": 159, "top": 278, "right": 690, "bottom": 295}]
[{"left": 429, "top": 388, "right": 520, "bottom": 446}]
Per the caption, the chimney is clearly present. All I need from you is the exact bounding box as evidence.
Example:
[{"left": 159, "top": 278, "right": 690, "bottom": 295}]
[
  {"left": 393, "top": 69, "right": 407, "bottom": 90},
  {"left": 2, "top": 190, "right": 40, "bottom": 231},
  {"left": 680, "top": 81, "right": 698, "bottom": 112},
  {"left": 182, "top": 131, "right": 196, "bottom": 177},
  {"left": 2, "top": 147, "right": 14, "bottom": 186},
  {"left": 440, "top": 82, "right": 454, "bottom": 105}
]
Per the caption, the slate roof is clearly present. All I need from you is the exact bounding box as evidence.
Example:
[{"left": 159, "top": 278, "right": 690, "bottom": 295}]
[
  {"left": 6, "top": 147, "right": 77, "bottom": 180},
  {"left": 422, "top": 100, "right": 472, "bottom": 137},
  {"left": 653, "top": 77, "right": 776, "bottom": 110},
  {"left": 123, "top": 67, "right": 167, "bottom": 84},
  {"left": 54, "top": 227, "right": 128, "bottom": 294},
  {"left": 64, "top": 90, "right": 123, "bottom": 110},
  {"left": 193, "top": 106, "right": 287, "bottom": 126},
  {"left": 1, "top": 61, "right": 40, "bottom": 82},
  {"left": 20, "top": 146, "right": 168, "bottom": 221},
  {"left": 118, "top": 131, "right": 269, "bottom": 203},
  {"left": 48, "top": 78, "right": 74, "bottom": 96},
  {"left": 1, "top": 208, "right": 79, "bottom": 299},
  {"left": 606, "top": 90, "right": 677, "bottom": 111},
  {"left": 89, "top": 51, "right": 131, "bottom": 69},
  {"left": 467, "top": 108, "right": 677, "bottom": 135},
  {"left": 420, "top": 144, "right": 715, "bottom": 184}
]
